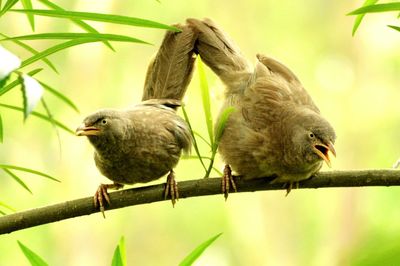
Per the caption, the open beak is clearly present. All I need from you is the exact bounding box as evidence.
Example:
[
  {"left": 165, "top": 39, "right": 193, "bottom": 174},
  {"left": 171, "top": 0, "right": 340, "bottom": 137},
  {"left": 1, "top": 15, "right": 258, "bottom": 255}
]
[
  {"left": 313, "top": 141, "right": 336, "bottom": 167},
  {"left": 75, "top": 123, "right": 100, "bottom": 136}
]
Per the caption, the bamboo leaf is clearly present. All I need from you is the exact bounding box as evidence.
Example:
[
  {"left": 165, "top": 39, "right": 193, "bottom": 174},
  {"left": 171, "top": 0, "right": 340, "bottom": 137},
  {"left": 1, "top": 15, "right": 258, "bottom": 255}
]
[
  {"left": 0, "top": 68, "right": 42, "bottom": 96},
  {"left": 0, "top": 33, "right": 57, "bottom": 73},
  {"left": 348, "top": 2, "right": 400, "bottom": 15},
  {"left": 1, "top": 32, "right": 150, "bottom": 44},
  {"left": 214, "top": 107, "right": 235, "bottom": 151},
  {"left": 197, "top": 56, "right": 214, "bottom": 146},
  {"left": 21, "top": 74, "right": 44, "bottom": 120},
  {"left": 0, "top": 164, "right": 59, "bottom": 182},
  {"left": 0, "top": 0, "right": 18, "bottom": 16},
  {"left": 0, "top": 103, "right": 74, "bottom": 134},
  {"left": 20, "top": 38, "right": 149, "bottom": 70},
  {"left": 179, "top": 233, "right": 222, "bottom": 266},
  {"left": 38, "top": 0, "right": 114, "bottom": 51},
  {"left": 388, "top": 25, "right": 400, "bottom": 32},
  {"left": 352, "top": 0, "right": 379, "bottom": 36},
  {"left": 18, "top": 241, "right": 49, "bottom": 266},
  {"left": 3, "top": 168, "right": 32, "bottom": 193},
  {"left": 181, "top": 106, "right": 207, "bottom": 173},
  {"left": 39, "top": 80, "right": 79, "bottom": 112},
  {"left": 20, "top": 0, "right": 34, "bottom": 30},
  {"left": 111, "top": 236, "right": 126, "bottom": 266},
  {"left": 11, "top": 9, "right": 180, "bottom": 31},
  {"left": 0, "top": 45, "right": 21, "bottom": 85},
  {"left": 0, "top": 113, "right": 2, "bottom": 143},
  {"left": 0, "top": 201, "right": 15, "bottom": 212}
]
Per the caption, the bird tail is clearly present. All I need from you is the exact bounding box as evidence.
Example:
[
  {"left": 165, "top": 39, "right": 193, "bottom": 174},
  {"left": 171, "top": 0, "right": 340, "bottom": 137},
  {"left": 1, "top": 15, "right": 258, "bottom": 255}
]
[
  {"left": 141, "top": 23, "right": 198, "bottom": 102},
  {"left": 187, "top": 18, "right": 253, "bottom": 95}
]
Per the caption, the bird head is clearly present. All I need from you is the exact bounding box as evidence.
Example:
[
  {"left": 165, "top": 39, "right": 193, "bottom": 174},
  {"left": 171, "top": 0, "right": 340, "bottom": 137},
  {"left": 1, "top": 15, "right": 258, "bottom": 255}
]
[
  {"left": 76, "top": 109, "right": 126, "bottom": 141},
  {"left": 290, "top": 112, "right": 336, "bottom": 168}
]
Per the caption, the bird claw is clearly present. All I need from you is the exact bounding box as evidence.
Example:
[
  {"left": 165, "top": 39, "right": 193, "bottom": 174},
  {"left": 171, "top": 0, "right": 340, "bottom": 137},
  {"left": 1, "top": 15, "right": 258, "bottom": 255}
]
[
  {"left": 164, "top": 170, "right": 179, "bottom": 207},
  {"left": 222, "top": 165, "right": 237, "bottom": 200},
  {"left": 93, "top": 183, "right": 123, "bottom": 218},
  {"left": 284, "top": 182, "right": 299, "bottom": 196}
]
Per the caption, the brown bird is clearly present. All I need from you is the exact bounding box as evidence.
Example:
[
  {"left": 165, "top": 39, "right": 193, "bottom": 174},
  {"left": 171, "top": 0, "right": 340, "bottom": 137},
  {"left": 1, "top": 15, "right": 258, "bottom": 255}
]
[
  {"left": 187, "top": 18, "right": 336, "bottom": 197},
  {"left": 76, "top": 23, "right": 197, "bottom": 215}
]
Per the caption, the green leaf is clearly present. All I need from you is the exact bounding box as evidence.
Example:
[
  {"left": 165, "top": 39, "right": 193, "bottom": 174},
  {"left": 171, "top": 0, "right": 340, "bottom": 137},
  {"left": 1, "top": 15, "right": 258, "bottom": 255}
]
[
  {"left": 0, "top": 45, "right": 21, "bottom": 82},
  {"left": 0, "top": 164, "right": 59, "bottom": 182},
  {"left": 20, "top": 37, "right": 149, "bottom": 70},
  {"left": 0, "top": 200, "right": 15, "bottom": 212},
  {"left": 214, "top": 107, "right": 235, "bottom": 151},
  {"left": 0, "top": 68, "right": 42, "bottom": 96},
  {"left": 20, "top": 0, "right": 35, "bottom": 30},
  {"left": 197, "top": 56, "right": 214, "bottom": 146},
  {"left": 348, "top": 2, "right": 400, "bottom": 15},
  {"left": 0, "top": 113, "right": 3, "bottom": 143},
  {"left": 21, "top": 74, "right": 44, "bottom": 120},
  {"left": 388, "top": 25, "right": 400, "bottom": 32},
  {"left": 18, "top": 241, "right": 49, "bottom": 266},
  {"left": 111, "top": 236, "right": 126, "bottom": 266},
  {"left": 0, "top": 0, "right": 18, "bottom": 16},
  {"left": 179, "top": 233, "right": 222, "bottom": 266},
  {"left": 3, "top": 168, "right": 32, "bottom": 193},
  {"left": 38, "top": 0, "right": 114, "bottom": 51},
  {"left": 352, "top": 0, "right": 379, "bottom": 36},
  {"left": 39, "top": 80, "right": 79, "bottom": 112},
  {"left": 11, "top": 9, "right": 181, "bottom": 31},
  {"left": 0, "top": 33, "right": 58, "bottom": 73},
  {"left": 1, "top": 32, "right": 150, "bottom": 44},
  {"left": 181, "top": 105, "right": 207, "bottom": 173},
  {"left": 0, "top": 103, "right": 74, "bottom": 134}
]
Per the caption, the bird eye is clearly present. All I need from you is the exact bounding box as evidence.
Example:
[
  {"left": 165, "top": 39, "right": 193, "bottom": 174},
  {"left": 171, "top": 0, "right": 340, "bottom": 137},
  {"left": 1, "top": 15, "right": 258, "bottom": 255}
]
[
  {"left": 309, "top": 133, "right": 315, "bottom": 138},
  {"left": 102, "top": 119, "right": 107, "bottom": 125}
]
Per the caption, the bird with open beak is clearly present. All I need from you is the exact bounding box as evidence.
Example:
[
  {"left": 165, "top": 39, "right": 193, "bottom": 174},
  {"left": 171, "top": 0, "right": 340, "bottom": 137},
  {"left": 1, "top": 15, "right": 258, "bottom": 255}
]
[{"left": 188, "top": 18, "right": 336, "bottom": 197}]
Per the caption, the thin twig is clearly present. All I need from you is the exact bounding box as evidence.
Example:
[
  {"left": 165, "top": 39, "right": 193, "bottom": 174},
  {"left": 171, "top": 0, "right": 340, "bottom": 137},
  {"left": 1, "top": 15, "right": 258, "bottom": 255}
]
[{"left": 1, "top": 169, "right": 400, "bottom": 235}]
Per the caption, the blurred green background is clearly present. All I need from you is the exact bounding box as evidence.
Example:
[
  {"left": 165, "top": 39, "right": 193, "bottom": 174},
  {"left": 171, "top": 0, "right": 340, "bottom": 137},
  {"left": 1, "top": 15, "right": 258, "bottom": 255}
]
[{"left": 1, "top": 0, "right": 400, "bottom": 265}]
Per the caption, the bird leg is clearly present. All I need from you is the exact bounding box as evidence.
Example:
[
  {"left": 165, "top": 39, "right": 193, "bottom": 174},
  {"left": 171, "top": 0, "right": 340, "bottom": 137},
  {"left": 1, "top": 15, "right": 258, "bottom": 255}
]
[
  {"left": 284, "top": 181, "right": 299, "bottom": 196},
  {"left": 164, "top": 170, "right": 179, "bottom": 207},
  {"left": 222, "top": 164, "right": 237, "bottom": 200},
  {"left": 94, "top": 182, "right": 124, "bottom": 218}
]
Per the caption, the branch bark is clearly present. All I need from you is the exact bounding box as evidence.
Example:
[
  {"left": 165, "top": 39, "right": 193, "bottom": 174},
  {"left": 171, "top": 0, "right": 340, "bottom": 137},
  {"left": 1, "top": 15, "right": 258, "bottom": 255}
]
[{"left": 1, "top": 169, "right": 400, "bottom": 235}]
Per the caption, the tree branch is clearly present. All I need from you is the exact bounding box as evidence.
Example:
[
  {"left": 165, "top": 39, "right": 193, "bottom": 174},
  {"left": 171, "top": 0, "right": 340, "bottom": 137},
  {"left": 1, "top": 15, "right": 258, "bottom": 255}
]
[{"left": 1, "top": 169, "right": 400, "bottom": 235}]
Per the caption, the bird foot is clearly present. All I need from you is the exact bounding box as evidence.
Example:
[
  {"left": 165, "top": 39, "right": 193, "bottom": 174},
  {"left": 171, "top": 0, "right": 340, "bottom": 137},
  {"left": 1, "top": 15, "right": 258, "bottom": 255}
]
[
  {"left": 164, "top": 170, "right": 179, "bottom": 207},
  {"left": 94, "top": 183, "right": 124, "bottom": 218},
  {"left": 284, "top": 182, "right": 299, "bottom": 196},
  {"left": 222, "top": 165, "right": 237, "bottom": 200}
]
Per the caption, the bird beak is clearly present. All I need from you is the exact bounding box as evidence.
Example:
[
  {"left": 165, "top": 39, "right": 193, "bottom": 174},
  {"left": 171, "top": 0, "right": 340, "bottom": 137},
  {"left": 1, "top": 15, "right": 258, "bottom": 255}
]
[
  {"left": 313, "top": 141, "right": 336, "bottom": 167},
  {"left": 75, "top": 123, "right": 100, "bottom": 136}
]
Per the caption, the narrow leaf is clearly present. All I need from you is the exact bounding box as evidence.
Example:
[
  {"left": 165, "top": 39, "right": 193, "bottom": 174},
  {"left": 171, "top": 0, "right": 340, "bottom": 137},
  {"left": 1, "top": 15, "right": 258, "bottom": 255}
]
[
  {"left": 20, "top": 0, "right": 35, "bottom": 30},
  {"left": 0, "top": 200, "right": 15, "bottom": 212},
  {"left": 0, "top": 113, "right": 2, "bottom": 143},
  {"left": 179, "top": 233, "right": 222, "bottom": 266},
  {"left": 0, "top": 33, "right": 57, "bottom": 73},
  {"left": 197, "top": 56, "right": 214, "bottom": 146},
  {"left": 1, "top": 32, "right": 150, "bottom": 44},
  {"left": 0, "top": 45, "right": 21, "bottom": 82},
  {"left": 0, "top": 68, "right": 42, "bottom": 96},
  {"left": 39, "top": 81, "right": 79, "bottom": 112},
  {"left": 21, "top": 74, "right": 44, "bottom": 120},
  {"left": 181, "top": 106, "right": 207, "bottom": 173},
  {"left": 0, "top": 0, "right": 18, "bottom": 16},
  {"left": 193, "top": 130, "right": 211, "bottom": 147},
  {"left": 111, "top": 236, "right": 126, "bottom": 266},
  {"left": 388, "top": 25, "right": 400, "bottom": 32},
  {"left": 0, "top": 164, "right": 59, "bottom": 182},
  {"left": 0, "top": 103, "right": 74, "bottom": 134},
  {"left": 348, "top": 3, "right": 400, "bottom": 15},
  {"left": 352, "top": 0, "right": 379, "bottom": 36},
  {"left": 3, "top": 168, "right": 32, "bottom": 193},
  {"left": 20, "top": 38, "right": 148, "bottom": 69},
  {"left": 214, "top": 107, "right": 235, "bottom": 151},
  {"left": 11, "top": 9, "right": 181, "bottom": 31},
  {"left": 38, "top": 0, "right": 114, "bottom": 51},
  {"left": 18, "top": 241, "right": 49, "bottom": 266}
]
